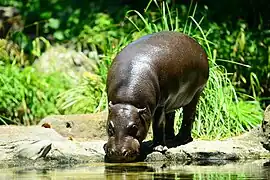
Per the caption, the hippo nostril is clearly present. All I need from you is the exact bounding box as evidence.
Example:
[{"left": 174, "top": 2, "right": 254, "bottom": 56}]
[
  {"left": 108, "top": 148, "right": 115, "bottom": 156},
  {"left": 122, "top": 149, "right": 129, "bottom": 157}
]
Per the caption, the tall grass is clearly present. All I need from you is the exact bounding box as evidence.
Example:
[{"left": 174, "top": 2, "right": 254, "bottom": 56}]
[
  {"left": 57, "top": 71, "right": 107, "bottom": 114},
  {"left": 126, "top": 0, "right": 263, "bottom": 139},
  {"left": 57, "top": 27, "right": 135, "bottom": 113},
  {"left": 56, "top": 38, "right": 130, "bottom": 113},
  {"left": 0, "top": 64, "right": 71, "bottom": 125}
]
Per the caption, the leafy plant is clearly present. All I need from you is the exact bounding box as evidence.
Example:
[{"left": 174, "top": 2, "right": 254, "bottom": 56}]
[
  {"left": 57, "top": 72, "right": 107, "bottom": 114},
  {"left": 57, "top": 36, "right": 131, "bottom": 113},
  {"left": 201, "top": 20, "right": 270, "bottom": 107},
  {"left": 0, "top": 64, "right": 71, "bottom": 125},
  {"left": 76, "top": 13, "right": 126, "bottom": 53}
]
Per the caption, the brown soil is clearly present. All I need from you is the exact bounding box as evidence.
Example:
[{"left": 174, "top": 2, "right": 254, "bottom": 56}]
[
  {"left": 38, "top": 111, "right": 108, "bottom": 141},
  {"left": 38, "top": 111, "right": 153, "bottom": 142}
]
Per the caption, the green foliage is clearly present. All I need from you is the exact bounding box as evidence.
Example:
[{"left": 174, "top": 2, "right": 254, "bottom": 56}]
[
  {"left": 0, "top": 64, "right": 71, "bottom": 125},
  {"left": 0, "top": 39, "right": 26, "bottom": 66},
  {"left": 3, "top": 0, "right": 268, "bottom": 104},
  {"left": 76, "top": 13, "right": 126, "bottom": 53},
  {"left": 189, "top": 67, "right": 262, "bottom": 139},
  {"left": 203, "top": 21, "right": 270, "bottom": 101},
  {"left": 31, "top": 36, "right": 51, "bottom": 58},
  {"left": 57, "top": 72, "right": 106, "bottom": 114},
  {"left": 56, "top": 37, "right": 130, "bottom": 114}
]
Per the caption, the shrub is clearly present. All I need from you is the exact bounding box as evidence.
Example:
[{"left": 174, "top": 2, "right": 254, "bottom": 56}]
[
  {"left": 57, "top": 72, "right": 107, "bottom": 114},
  {"left": 0, "top": 64, "right": 71, "bottom": 125}
]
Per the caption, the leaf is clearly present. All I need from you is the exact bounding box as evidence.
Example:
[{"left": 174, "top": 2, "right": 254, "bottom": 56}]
[
  {"left": 53, "top": 31, "right": 64, "bottom": 40},
  {"left": 48, "top": 18, "right": 60, "bottom": 29},
  {"left": 40, "top": 12, "right": 52, "bottom": 19}
]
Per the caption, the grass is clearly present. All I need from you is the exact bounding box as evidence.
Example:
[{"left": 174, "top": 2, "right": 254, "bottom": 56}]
[
  {"left": 56, "top": 37, "right": 130, "bottom": 113},
  {"left": 0, "top": 64, "right": 71, "bottom": 125},
  {"left": 57, "top": 71, "right": 107, "bottom": 114}
]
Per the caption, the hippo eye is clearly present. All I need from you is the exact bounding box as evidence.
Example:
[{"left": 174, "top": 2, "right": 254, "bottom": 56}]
[
  {"left": 108, "top": 128, "right": 114, "bottom": 136},
  {"left": 128, "top": 124, "right": 138, "bottom": 137}
]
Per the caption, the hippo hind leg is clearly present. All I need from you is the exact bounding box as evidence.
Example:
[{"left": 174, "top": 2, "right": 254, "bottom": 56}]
[{"left": 173, "top": 90, "right": 202, "bottom": 147}]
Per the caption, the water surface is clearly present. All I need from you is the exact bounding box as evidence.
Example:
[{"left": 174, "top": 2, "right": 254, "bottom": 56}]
[{"left": 1, "top": 160, "right": 270, "bottom": 180}]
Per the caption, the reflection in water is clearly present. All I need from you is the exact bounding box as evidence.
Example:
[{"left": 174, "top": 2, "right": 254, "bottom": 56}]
[
  {"left": 104, "top": 163, "right": 194, "bottom": 180},
  {"left": 0, "top": 160, "right": 270, "bottom": 179},
  {"left": 104, "top": 163, "right": 155, "bottom": 180}
]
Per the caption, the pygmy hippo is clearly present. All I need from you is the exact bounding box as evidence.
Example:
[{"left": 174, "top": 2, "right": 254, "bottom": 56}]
[{"left": 103, "top": 31, "right": 209, "bottom": 162}]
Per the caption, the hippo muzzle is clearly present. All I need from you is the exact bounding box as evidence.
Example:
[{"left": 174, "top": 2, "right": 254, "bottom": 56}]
[{"left": 104, "top": 136, "right": 140, "bottom": 162}]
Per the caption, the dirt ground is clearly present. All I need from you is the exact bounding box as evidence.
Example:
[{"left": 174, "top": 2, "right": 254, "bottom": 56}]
[
  {"left": 38, "top": 111, "right": 153, "bottom": 142},
  {"left": 38, "top": 111, "right": 109, "bottom": 141}
]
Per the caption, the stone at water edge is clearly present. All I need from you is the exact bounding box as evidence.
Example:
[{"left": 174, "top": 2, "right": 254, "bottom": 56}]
[{"left": 17, "top": 140, "right": 52, "bottom": 160}]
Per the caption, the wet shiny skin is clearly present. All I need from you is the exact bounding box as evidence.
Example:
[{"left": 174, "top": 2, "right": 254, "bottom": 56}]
[{"left": 104, "top": 103, "right": 149, "bottom": 162}]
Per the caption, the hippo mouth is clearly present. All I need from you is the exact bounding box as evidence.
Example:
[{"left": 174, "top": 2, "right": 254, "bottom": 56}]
[
  {"left": 103, "top": 138, "right": 141, "bottom": 163},
  {"left": 104, "top": 151, "right": 140, "bottom": 163}
]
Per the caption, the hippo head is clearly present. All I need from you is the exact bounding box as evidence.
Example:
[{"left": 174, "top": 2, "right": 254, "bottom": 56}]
[{"left": 103, "top": 102, "right": 150, "bottom": 162}]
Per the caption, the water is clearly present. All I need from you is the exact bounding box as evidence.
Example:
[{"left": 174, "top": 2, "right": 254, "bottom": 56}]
[{"left": 1, "top": 160, "right": 270, "bottom": 180}]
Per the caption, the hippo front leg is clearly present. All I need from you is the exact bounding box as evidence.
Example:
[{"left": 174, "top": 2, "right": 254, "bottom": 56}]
[{"left": 152, "top": 107, "right": 168, "bottom": 152}]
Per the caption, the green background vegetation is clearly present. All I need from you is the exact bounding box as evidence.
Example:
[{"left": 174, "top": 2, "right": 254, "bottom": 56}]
[{"left": 0, "top": 0, "right": 269, "bottom": 139}]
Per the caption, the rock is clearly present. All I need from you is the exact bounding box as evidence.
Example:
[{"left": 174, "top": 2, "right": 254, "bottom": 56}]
[
  {"left": 261, "top": 105, "right": 270, "bottom": 150},
  {"left": 0, "top": 125, "right": 105, "bottom": 168},
  {"left": 17, "top": 140, "right": 52, "bottom": 160},
  {"left": 145, "top": 152, "right": 167, "bottom": 162},
  {"left": 33, "top": 45, "right": 98, "bottom": 82}
]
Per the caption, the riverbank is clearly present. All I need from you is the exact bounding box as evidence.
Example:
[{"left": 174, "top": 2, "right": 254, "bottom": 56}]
[{"left": 0, "top": 105, "right": 269, "bottom": 168}]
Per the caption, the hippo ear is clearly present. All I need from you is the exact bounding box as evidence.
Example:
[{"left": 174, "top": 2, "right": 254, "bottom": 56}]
[
  {"left": 137, "top": 107, "right": 147, "bottom": 114},
  {"left": 108, "top": 101, "right": 114, "bottom": 112},
  {"left": 109, "top": 101, "right": 113, "bottom": 107},
  {"left": 103, "top": 143, "right": 107, "bottom": 151}
]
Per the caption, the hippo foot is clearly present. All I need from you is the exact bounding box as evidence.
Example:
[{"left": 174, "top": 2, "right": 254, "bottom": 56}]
[{"left": 153, "top": 145, "right": 168, "bottom": 153}]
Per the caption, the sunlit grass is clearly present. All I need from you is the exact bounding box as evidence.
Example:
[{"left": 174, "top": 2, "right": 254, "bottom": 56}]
[{"left": 0, "top": 64, "right": 71, "bottom": 125}]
